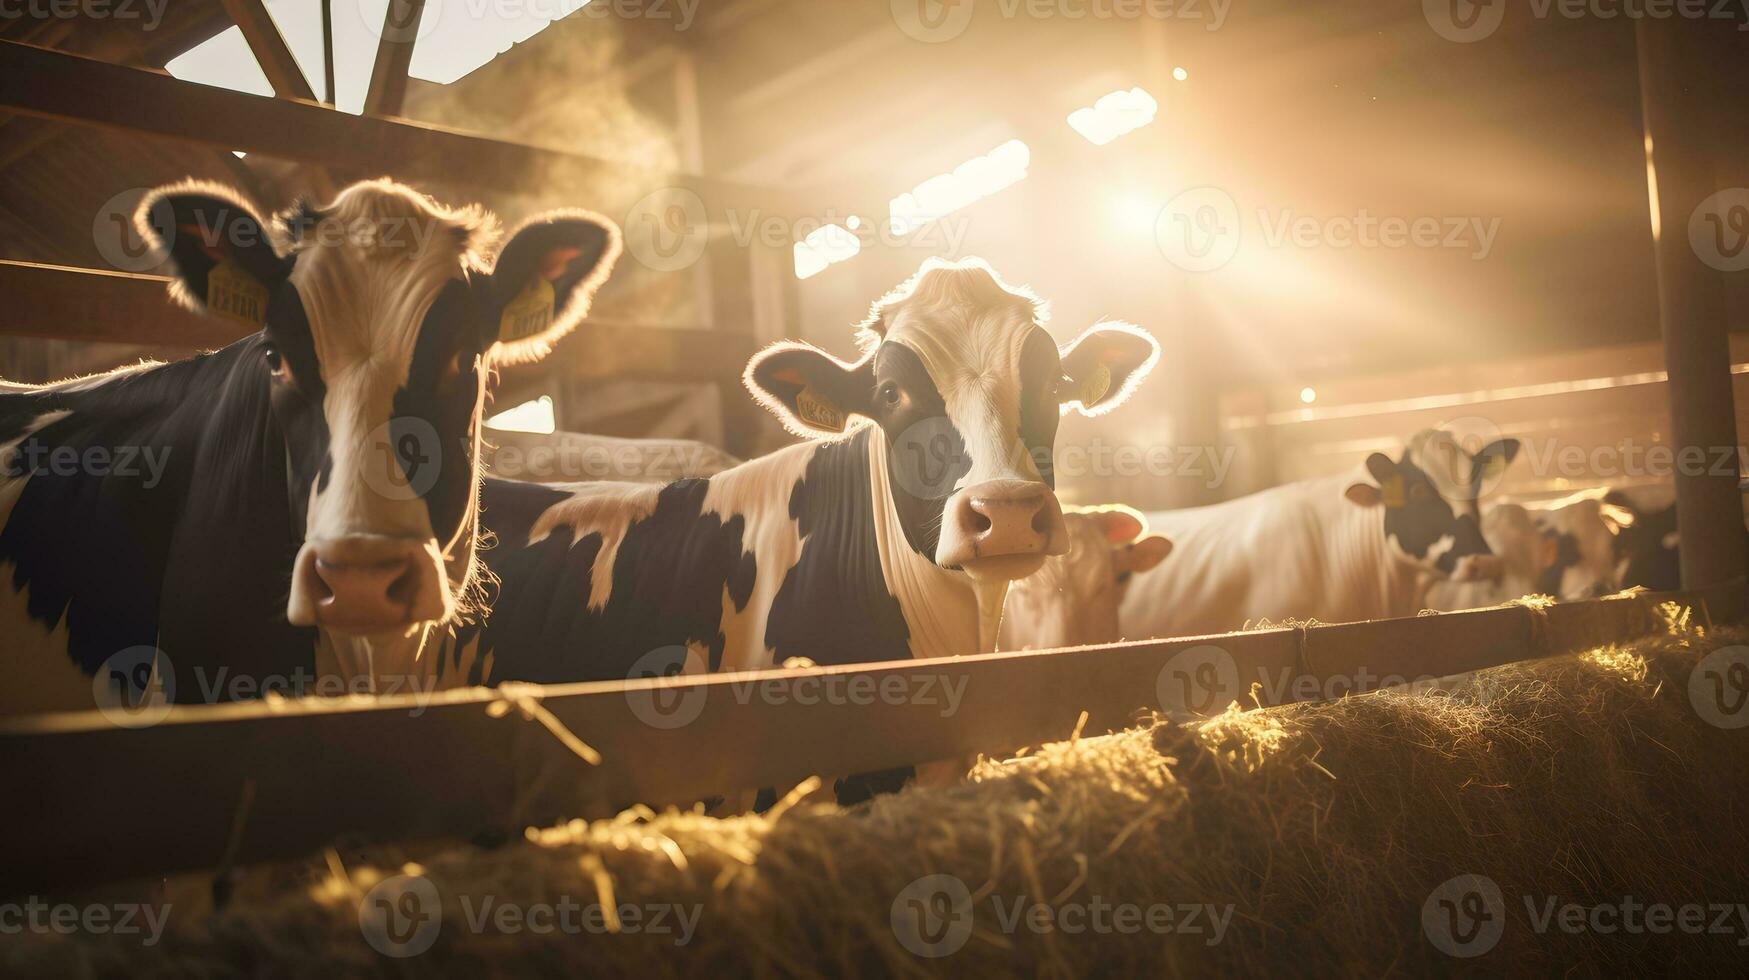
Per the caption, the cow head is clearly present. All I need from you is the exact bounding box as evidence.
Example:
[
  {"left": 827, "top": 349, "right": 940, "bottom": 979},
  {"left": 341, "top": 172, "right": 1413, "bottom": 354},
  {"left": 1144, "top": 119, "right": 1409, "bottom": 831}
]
[
  {"left": 138, "top": 179, "right": 620, "bottom": 636},
  {"left": 1344, "top": 446, "right": 1501, "bottom": 578},
  {"left": 1000, "top": 507, "right": 1171, "bottom": 649},
  {"left": 746, "top": 258, "right": 1158, "bottom": 582}
]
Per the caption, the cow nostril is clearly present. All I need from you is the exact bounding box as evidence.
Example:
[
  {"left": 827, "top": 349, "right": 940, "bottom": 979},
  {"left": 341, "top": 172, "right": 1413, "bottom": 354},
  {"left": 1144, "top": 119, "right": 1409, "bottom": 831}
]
[
  {"left": 386, "top": 562, "right": 418, "bottom": 605},
  {"left": 970, "top": 510, "right": 993, "bottom": 533},
  {"left": 1030, "top": 502, "right": 1051, "bottom": 534}
]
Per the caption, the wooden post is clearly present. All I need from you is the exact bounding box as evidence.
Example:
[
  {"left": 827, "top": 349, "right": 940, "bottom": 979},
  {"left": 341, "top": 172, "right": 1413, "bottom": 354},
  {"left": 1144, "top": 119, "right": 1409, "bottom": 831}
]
[
  {"left": 1636, "top": 20, "right": 1747, "bottom": 591},
  {"left": 218, "top": 0, "right": 317, "bottom": 102},
  {"left": 364, "top": 0, "right": 426, "bottom": 117}
]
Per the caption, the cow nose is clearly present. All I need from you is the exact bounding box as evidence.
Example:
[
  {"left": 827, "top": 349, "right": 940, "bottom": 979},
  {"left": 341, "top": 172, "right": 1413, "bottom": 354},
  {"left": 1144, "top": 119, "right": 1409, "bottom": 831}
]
[
  {"left": 288, "top": 536, "right": 447, "bottom": 633},
  {"left": 939, "top": 480, "right": 1068, "bottom": 580}
]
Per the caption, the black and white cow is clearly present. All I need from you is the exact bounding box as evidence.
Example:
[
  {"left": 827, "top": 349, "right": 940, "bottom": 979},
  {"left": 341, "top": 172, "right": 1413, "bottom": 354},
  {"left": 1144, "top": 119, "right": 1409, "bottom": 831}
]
[
  {"left": 378, "top": 258, "right": 1158, "bottom": 691},
  {"left": 997, "top": 430, "right": 1517, "bottom": 646},
  {"left": 0, "top": 179, "right": 620, "bottom": 715}
]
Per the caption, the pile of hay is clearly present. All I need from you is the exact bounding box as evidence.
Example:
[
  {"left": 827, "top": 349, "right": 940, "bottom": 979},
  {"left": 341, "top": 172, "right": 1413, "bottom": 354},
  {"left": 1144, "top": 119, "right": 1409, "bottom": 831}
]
[{"left": 9, "top": 623, "right": 1749, "bottom": 978}]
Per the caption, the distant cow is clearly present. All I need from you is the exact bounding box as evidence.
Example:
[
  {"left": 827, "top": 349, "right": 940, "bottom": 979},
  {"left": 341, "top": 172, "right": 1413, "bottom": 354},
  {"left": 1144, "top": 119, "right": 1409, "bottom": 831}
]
[
  {"left": 1421, "top": 496, "right": 1619, "bottom": 611},
  {"left": 995, "top": 431, "right": 1517, "bottom": 647},
  {"left": 0, "top": 179, "right": 620, "bottom": 715},
  {"left": 999, "top": 507, "right": 1172, "bottom": 650},
  {"left": 379, "top": 258, "right": 1159, "bottom": 693}
]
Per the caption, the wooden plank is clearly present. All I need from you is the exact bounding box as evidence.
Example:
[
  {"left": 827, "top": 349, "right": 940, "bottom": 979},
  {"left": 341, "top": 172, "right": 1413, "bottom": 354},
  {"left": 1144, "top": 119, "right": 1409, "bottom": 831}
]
[
  {"left": 0, "top": 261, "right": 754, "bottom": 384},
  {"left": 0, "top": 40, "right": 798, "bottom": 218},
  {"left": 363, "top": 0, "right": 424, "bottom": 117},
  {"left": 0, "top": 589, "right": 1707, "bottom": 895},
  {"left": 218, "top": 0, "right": 318, "bottom": 102},
  {"left": 0, "top": 260, "right": 251, "bottom": 350}
]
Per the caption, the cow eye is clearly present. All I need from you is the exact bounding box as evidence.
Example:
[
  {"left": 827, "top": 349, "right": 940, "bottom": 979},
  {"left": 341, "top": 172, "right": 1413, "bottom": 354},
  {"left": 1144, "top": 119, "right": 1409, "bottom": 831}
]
[
  {"left": 263, "top": 345, "right": 294, "bottom": 385},
  {"left": 879, "top": 382, "right": 901, "bottom": 406}
]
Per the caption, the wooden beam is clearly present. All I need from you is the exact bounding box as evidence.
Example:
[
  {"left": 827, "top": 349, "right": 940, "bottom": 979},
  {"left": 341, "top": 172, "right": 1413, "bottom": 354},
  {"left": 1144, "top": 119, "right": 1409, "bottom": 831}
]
[
  {"left": 363, "top": 0, "right": 425, "bottom": 117},
  {"left": 0, "top": 40, "right": 799, "bottom": 218},
  {"left": 219, "top": 0, "right": 317, "bottom": 102},
  {"left": 0, "top": 262, "right": 753, "bottom": 384},
  {"left": 0, "top": 589, "right": 1718, "bottom": 895},
  {"left": 0, "top": 261, "right": 250, "bottom": 350},
  {"left": 1636, "top": 19, "right": 1747, "bottom": 592}
]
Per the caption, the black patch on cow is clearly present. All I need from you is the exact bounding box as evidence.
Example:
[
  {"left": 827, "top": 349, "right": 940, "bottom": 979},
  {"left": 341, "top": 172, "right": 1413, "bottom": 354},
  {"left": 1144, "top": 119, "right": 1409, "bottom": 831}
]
[
  {"left": 458, "top": 477, "right": 758, "bottom": 684},
  {"left": 765, "top": 428, "right": 913, "bottom": 667},
  {"left": 1380, "top": 456, "right": 1492, "bottom": 573},
  {"left": 390, "top": 278, "right": 486, "bottom": 551},
  {"left": 1607, "top": 493, "right": 1683, "bottom": 592},
  {"left": 867, "top": 342, "right": 965, "bottom": 561},
  {"left": 262, "top": 285, "right": 330, "bottom": 536},
  {"left": 0, "top": 335, "right": 316, "bottom": 696},
  {"left": 1536, "top": 531, "right": 1583, "bottom": 596}
]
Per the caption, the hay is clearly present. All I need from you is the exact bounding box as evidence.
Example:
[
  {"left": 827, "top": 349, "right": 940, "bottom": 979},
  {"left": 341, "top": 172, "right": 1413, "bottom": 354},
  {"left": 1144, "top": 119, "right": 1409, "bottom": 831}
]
[{"left": 8, "top": 625, "right": 1749, "bottom": 978}]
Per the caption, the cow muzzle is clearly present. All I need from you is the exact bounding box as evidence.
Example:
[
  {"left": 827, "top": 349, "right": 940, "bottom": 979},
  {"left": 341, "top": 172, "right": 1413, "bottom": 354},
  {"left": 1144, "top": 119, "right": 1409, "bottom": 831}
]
[
  {"left": 287, "top": 535, "right": 451, "bottom": 634},
  {"left": 938, "top": 480, "right": 1068, "bottom": 581}
]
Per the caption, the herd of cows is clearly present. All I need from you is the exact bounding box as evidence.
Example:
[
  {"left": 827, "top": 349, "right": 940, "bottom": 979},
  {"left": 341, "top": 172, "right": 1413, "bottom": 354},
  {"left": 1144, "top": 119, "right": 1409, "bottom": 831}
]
[{"left": 0, "top": 179, "right": 1694, "bottom": 727}]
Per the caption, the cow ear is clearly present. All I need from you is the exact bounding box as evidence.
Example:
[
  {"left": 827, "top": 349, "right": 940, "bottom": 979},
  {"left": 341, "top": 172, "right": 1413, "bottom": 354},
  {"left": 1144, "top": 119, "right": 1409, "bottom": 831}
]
[
  {"left": 1118, "top": 535, "right": 1173, "bottom": 574},
  {"left": 1058, "top": 322, "right": 1159, "bottom": 416},
  {"left": 1364, "top": 451, "right": 1398, "bottom": 486},
  {"left": 1469, "top": 437, "right": 1521, "bottom": 492},
  {"left": 483, "top": 211, "right": 622, "bottom": 365},
  {"left": 136, "top": 183, "right": 291, "bottom": 324},
  {"left": 1087, "top": 507, "right": 1145, "bottom": 545},
  {"left": 744, "top": 342, "right": 874, "bottom": 438},
  {"left": 1345, "top": 483, "right": 1383, "bottom": 508}
]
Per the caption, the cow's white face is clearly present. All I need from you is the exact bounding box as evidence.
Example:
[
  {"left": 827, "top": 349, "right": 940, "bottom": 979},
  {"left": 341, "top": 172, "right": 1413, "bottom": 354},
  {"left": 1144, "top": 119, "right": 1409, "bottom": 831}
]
[
  {"left": 746, "top": 258, "right": 1159, "bottom": 582},
  {"left": 138, "top": 180, "right": 620, "bottom": 636},
  {"left": 1001, "top": 508, "right": 1172, "bottom": 649}
]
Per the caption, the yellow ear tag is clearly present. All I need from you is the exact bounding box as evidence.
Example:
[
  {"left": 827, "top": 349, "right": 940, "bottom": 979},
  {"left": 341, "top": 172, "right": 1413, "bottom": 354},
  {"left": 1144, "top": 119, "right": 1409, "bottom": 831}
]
[
  {"left": 1481, "top": 455, "right": 1506, "bottom": 480},
  {"left": 794, "top": 385, "right": 845, "bottom": 432},
  {"left": 207, "top": 261, "right": 269, "bottom": 326},
  {"left": 1079, "top": 362, "right": 1112, "bottom": 406},
  {"left": 500, "top": 277, "right": 556, "bottom": 343},
  {"left": 1380, "top": 474, "right": 1407, "bottom": 509}
]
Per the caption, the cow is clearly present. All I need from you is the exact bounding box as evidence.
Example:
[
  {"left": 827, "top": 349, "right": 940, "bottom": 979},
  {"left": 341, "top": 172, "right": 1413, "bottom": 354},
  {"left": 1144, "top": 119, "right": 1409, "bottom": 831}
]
[
  {"left": 369, "top": 258, "right": 1158, "bottom": 697},
  {"left": 994, "top": 431, "right": 1517, "bottom": 647},
  {"left": 999, "top": 507, "right": 1172, "bottom": 650},
  {"left": 0, "top": 178, "right": 620, "bottom": 716},
  {"left": 1606, "top": 486, "right": 1682, "bottom": 592},
  {"left": 1421, "top": 496, "right": 1620, "bottom": 611}
]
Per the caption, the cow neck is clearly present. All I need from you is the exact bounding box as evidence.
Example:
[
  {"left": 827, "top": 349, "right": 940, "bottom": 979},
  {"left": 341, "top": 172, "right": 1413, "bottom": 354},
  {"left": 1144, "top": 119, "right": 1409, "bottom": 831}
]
[
  {"left": 0, "top": 337, "right": 313, "bottom": 711},
  {"left": 863, "top": 423, "right": 987, "bottom": 659}
]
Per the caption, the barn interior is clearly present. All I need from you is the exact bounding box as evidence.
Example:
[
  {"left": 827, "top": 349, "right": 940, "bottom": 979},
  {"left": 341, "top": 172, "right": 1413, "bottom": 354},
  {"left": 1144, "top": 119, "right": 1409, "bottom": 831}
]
[{"left": 2, "top": 1, "right": 1748, "bottom": 975}]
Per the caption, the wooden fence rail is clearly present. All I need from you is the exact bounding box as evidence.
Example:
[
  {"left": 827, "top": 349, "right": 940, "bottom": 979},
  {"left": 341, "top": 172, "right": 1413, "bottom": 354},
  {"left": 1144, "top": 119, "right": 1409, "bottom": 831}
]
[
  {"left": 1, "top": 586, "right": 1737, "bottom": 897},
  {"left": 0, "top": 260, "right": 756, "bottom": 384},
  {"left": 0, "top": 39, "right": 800, "bottom": 219}
]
